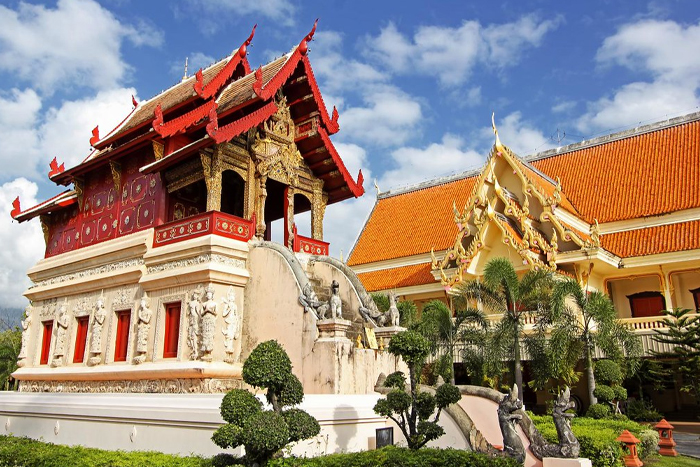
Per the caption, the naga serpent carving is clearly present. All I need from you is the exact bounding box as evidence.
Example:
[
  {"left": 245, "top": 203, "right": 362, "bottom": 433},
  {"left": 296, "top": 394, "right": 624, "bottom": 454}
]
[
  {"left": 497, "top": 384, "right": 526, "bottom": 464},
  {"left": 530, "top": 386, "right": 580, "bottom": 459}
]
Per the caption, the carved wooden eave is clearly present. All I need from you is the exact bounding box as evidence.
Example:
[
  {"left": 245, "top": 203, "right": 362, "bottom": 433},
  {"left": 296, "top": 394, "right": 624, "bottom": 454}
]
[{"left": 431, "top": 123, "right": 601, "bottom": 288}]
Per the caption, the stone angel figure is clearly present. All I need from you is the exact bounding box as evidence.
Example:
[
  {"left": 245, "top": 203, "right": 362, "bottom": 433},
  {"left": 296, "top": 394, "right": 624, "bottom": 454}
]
[
  {"left": 187, "top": 288, "right": 203, "bottom": 360},
  {"left": 52, "top": 303, "right": 69, "bottom": 367},
  {"left": 89, "top": 297, "right": 107, "bottom": 365},
  {"left": 17, "top": 304, "right": 32, "bottom": 364},
  {"left": 133, "top": 294, "right": 152, "bottom": 364},
  {"left": 200, "top": 286, "right": 217, "bottom": 361},
  {"left": 221, "top": 287, "right": 238, "bottom": 362}
]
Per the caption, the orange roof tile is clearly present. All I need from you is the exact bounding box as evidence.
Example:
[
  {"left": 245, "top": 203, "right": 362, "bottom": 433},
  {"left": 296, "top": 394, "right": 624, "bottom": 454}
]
[
  {"left": 532, "top": 119, "right": 700, "bottom": 223},
  {"left": 348, "top": 176, "right": 476, "bottom": 266},
  {"left": 357, "top": 263, "right": 436, "bottom": 292},
  {"left": 601, "top": 220, "right": 700, "bottom": 258}
]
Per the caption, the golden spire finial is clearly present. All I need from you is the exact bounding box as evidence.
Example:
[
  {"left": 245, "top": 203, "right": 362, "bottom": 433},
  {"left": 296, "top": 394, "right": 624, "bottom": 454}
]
[
  {"left": 492, "top": 112, "right": 503, "bottom": 151},
  {"left": 374, "top": 179, "right": 380, "bottom": 195},
  {"left": 182, "top": 57, "right": 189, "bottom": 82}
]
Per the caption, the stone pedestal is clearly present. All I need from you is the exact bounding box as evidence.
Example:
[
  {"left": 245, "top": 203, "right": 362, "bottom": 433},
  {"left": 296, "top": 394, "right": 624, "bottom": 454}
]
[
  {"left": 374, "top": 326, "right": 406, "bottom": 346},
  {"left": 543, "top": 458, "right": 592, "bottom": 467},
  {"left": 316, "top": 318, "right": 352, "bottom": 342}
]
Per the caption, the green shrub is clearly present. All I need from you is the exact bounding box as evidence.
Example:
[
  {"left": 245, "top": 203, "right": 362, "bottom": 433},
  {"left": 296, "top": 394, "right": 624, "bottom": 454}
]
[
  {"left": 626, "top": 399, "right": 662, "bottom": 422},
  {"left": 268, "top": 445, "right": 520, "bottom": 467},
  {"left": 388, "top": 331, "right": 431, "bottom": 365},
  {"left": 613, "top": 386, "right": 627, "bottom": 401},
  {"left": 638, "top": 429, "right": 659, "bottom": 457},
  {"left": 530, "top": 413, "right": 655, "bottom": 467},
  {"left": 593, "top": 384, "right": 615, "bottom": 402},
  {"left": 594, "top": 360, "right": 623, "bottom": 384},
  {"left": 0, "top": 435, "right": 217, "bottom": 467},
  {"left": 586, "top": 403, "right": 611, "bottom": 419},
  {"left": 213, "top": 340, "right": 320, "bottom": 466}
]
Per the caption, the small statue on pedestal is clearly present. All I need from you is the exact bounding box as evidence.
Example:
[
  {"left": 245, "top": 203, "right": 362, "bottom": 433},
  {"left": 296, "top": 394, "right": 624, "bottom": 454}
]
[
  {"left": 187, "top": 289, "right": 202, "bottom": 360},
  {"left": 88, "top": 297, "right": 107, "bottom": 366},
  {"left": 329, "top": 280, "right": 342, "bottom": 319},
  {"left": 200, "top": 286, "right": 217, "bottom": 361},
  {"left": 221, "top": 287, "right": 238, "bottom": 363},
  {"left": 133, "top": 294, "right": 152, "bottom": 364},
  {"left": 52, "top": 303, "right": 69, "bottom": 367}
]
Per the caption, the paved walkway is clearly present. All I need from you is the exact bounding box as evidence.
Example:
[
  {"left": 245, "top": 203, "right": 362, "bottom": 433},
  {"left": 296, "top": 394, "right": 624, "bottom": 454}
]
[{"left": 669, "top": 422, "right": 700, "bottom": 459}]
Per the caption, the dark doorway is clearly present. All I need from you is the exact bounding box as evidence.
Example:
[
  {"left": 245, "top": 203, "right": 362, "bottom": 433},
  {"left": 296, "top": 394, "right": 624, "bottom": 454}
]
[{"left": 221, "top": 170, "right": 245, "bottom": 218}]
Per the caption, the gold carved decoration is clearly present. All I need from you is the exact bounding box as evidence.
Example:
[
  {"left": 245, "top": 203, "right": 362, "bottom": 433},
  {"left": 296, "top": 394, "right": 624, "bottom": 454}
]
[
  {"left": 251, "top": 97, "right": 303, "bottom": 186},
  {"left": 73, "top": 178, "right": 84, "bottom": 210},
  {"left": 39, "top": 215, "right": 50, "bottom": 247},
  {"left": 109, "top": 161, "right": 121, "bottom": 193},
  {"left": 152, "top": 141, "right": 164, "bottom": 161}
]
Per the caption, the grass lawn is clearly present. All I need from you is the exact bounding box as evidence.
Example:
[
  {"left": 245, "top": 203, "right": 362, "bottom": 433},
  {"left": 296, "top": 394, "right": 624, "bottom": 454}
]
[{"left": 645, "top": 455, "right": 700, "bottom": 467}]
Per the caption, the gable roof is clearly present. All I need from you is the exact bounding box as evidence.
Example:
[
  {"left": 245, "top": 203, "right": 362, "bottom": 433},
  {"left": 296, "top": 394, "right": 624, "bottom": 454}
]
[{"left": 348, "top": 112, "right": 700, "bottom": 268}]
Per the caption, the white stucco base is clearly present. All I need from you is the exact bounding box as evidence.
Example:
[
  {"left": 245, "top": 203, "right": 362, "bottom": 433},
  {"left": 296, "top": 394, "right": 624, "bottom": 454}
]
[{"left": 0, "top": 392, "right": 469, "bottom": 457}]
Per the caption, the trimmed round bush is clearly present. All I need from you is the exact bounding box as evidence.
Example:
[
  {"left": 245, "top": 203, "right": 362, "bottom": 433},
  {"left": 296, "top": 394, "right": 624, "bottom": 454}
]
[
  {"left": 282, "top": 408, "right": 321, "bottom": 443},
  {"left": 220, "top": 389, "right": 262, "bottom": 426},
  {"left": 415, "top": 391, "right": 437, "bottom": 420},
  {"left": 586, "top": 403, "right": 611, "bottom": 419},
  {"left": 435, "top": 383, "right": 461, "bottom": 408},
  {"left": 594, "top": 360, "right": 623, "bottom": 384},
  {"left": 242, "top": 411, "right": 290, "bottom": 463},
  {"left": 613, "top": 385, "right": 628, "bottom": 401},
  {"left": 211, "top": 423, "right": 243, "bottom": 449},
  {"left": 278, "top": 372, "right": 304, "bottom": 407},
  {"left": 388, "top": 331, "right": 431, "bottom": 365},
  {"left": 593, "top": 384, "right": 615, "bottom": 403},
  {"left": 242, "top": 340, "right": 292, "bottom": 391},
  {"left": 384, "top": 371, "right": 407, "bottom": 390},
  {"left": 386, "top": 389, "right": 412, "bottom": 412}
]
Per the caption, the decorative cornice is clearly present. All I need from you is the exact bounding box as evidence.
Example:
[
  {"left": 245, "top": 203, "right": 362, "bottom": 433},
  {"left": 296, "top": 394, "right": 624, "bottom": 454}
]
[
  {"left": 146, "top": 254, "right": 245, "bottom": 275},
  {"left": 29, "top": 258, "right": 145, "bottom": 289}
]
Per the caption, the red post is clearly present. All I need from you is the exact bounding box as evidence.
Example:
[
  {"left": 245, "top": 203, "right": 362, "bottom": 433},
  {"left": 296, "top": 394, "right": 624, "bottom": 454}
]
[{"left": 654, "top": 419, "right": 678, "bottom": 457}]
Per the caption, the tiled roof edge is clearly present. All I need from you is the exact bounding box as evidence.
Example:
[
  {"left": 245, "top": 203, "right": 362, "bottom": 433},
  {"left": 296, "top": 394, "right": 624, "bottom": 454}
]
[
  {"left": 524, "top": 111, "right": 700, "bottom": 162},
  {"left": 378, "top": 166, "right": 484, "bottom": 200}
]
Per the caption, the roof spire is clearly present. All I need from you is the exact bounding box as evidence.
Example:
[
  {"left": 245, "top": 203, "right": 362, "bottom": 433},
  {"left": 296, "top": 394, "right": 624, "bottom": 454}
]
[
  {"left": 239, "top": 24, "right": 257, "bottom": 58},
  {"left": 182, "top": 57, "right": 189, "bottom": 82},
  {"left": 492, "top": 112, "right": 504, "bottom": 152},
  {"left": 298, "top": 19, "right": 319, "bottom": 55}
]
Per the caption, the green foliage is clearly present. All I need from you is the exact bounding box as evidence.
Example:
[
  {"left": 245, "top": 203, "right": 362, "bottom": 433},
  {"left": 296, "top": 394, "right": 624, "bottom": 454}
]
[
  {"left": 0, "top": 435, "right": 217, "bottom": 467},
  {"left": 613, "top": 386, "right": 627, "bottom": 401},
  {"left": 530, "top": 413, "right": 654, "bottom": 467},
  {"left": 0, "top": 328, "right": 20, "bottom": 390},
  {"left": 242, "top": 340, "right": 292, "bottom": 395},
  {"left": 586, "top": 403, "right": 611, "bottom": 419},
  {"left": 638, "top": 429, "right": 660, "bottom": 457},
  {"left": 593, "top": 384, "right": 616, "bottom": 403},
  {"left": 267, "top": 445, "right": 520, "bottom": 467},
  {"left": 241, "top": 411, "right": 290, "bottom": 464},
  {"left": 220, "top": 389, "right": 262, "bottom": 426},
  {"left": 214, "top": 340, "right": 320, "bottom": 466},
  {"left": 370, "top": 293, "right": 417, "bottom": 327},
  {"left": 375, "top": 330, "right": 462, "bottom": 450},
  {"left": 595, "top": 360, "right": 623, "bottom": 385},
  {"left": 652, "top": 308, "right": 700, "bottom": 397},
  {"left": 625, "top": 399, "right": 662, "bottom": 422},
  {"left": 388, "top": 330, "right": 430, "bottom": 366},
  {"left": 282, "top": 409, "right": 320, "bottom": 443}
]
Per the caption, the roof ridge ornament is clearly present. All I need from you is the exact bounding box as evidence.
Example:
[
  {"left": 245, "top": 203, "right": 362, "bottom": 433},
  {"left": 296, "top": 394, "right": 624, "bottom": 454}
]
[
  {"left": 89, "top": 126, "right": 100, "bottom": 147},
  {"left": 10, "top": 196, "right": 20, "bottom": 219},
  {"left": 48, "top": 157, "right": 65, "bottom": 178},
  {"left": 492, "top": 112, "right": 504, "bottom": 152},
  {"left": 298, "top": 18, "right": 318, "bottom": 56},
  {"left": 239, "top": 24, "right": 257, "bottom": 58}
]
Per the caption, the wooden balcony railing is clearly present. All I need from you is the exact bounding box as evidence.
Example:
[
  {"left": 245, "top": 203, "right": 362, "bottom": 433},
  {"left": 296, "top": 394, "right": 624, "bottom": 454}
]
[
  {"left": 153, "top": 211, "right": 256, "bottom": 247},
  {"left": 292, "top": 224, "right": 329, "bottom": 256}
]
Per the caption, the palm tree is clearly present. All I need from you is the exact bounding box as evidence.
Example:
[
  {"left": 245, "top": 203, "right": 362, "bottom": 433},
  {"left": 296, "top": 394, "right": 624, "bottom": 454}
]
[
  {"left": 456, "top": 257, "right": 553, "bottom": 401},
  {"left": 416, "top": 299, "right": 484, "bottom": 384},
  {"left": 549, "top": 278, "right": 642, "bottom": 406}
]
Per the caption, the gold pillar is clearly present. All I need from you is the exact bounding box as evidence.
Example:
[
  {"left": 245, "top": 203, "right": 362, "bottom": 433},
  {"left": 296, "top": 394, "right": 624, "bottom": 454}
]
[
  {"left": 311, "top": 181, "right": 327, "bottom": 240},
  {"left": 201, "top": 149, "right": 222, "bottom": 212},
  {"left": 255, "top": 175, "right": 268, "bottom": 237}
]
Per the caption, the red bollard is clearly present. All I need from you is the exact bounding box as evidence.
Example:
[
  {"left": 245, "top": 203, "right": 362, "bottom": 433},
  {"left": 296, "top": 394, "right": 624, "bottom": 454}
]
[
  {"left": 654, "top": 419, "right": 678, "bottom": 457},
  {"left": 616, "top": 430, "right": 643, "bottom": 467}
]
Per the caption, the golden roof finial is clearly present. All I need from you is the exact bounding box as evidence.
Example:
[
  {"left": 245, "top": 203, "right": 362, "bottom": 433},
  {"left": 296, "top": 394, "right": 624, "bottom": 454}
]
[
  {"left": 492, "top": 112, "right": 503, "bottom": 152},
  {"left": 374, "top": 179, "right": 380, "bottom": 195}
]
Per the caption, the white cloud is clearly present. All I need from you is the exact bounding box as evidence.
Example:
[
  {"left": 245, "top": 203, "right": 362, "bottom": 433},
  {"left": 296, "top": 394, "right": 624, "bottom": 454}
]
[
  {"left": 0, "top": 87, "right": 137, "bottom": 181},
  {"left": 339, "top": 86, "right": 423, "bottom": 147},
  {"left": 552, "top": 100, "right": 576, "bottom": 113},
  {"left": 367, "top": 15, "right": 561, "bottom": 86},
  {"left": 491, "top": 112, "right": 552, "bottom": 156},
  {"left": 170, "top": 52, "right": 216, "bottom": 78},
  {"left": 0, "top": 0, "right": 161, "bottom": 93},
  {"left": 379, "top": 134, "right": 484, "bottom": 190},
  {"left": 579, "top": 19, "right": 700, "bottom": 132},
  {"left": 0, "top": 178, "right": 44, "bottom": 308}
]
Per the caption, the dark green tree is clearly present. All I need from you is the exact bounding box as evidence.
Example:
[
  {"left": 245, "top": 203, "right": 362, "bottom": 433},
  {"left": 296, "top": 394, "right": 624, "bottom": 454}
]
[
  {"left": 456, "top": 257, "right": 553, "bottom": 401},
  {"left": 547, "top": 278, "right": 641, "bottom": 405},
  {"left": 373, "top": 330, "right": 461, "bottom": 450},
  {"left": 0, "top": 327, "right": 20, "bottom": 390},
  {"left": 212, "top": 340, "right": 319, "bottom": 466},
  {"left": 652, "top": 308, "right": 700, "bottom": 398},
  {"left": 416, "top": 299, "right": 484, "bottom": 384}
]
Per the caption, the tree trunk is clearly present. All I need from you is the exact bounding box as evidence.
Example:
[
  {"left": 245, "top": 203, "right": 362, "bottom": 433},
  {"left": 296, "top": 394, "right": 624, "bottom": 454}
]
[
  {"left": 586, "top": 346, "right": 597, "bottom": 406},
  {"left": 514, "top": 328, "right": 523, "bottom": 403}
]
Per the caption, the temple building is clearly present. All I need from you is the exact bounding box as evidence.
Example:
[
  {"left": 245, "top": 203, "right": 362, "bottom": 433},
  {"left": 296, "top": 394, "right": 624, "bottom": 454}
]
[
  {"left": 349, "top": 113, "right": 700, "bottom": 407},
  {"left": 8, "top": 24, "right": 407, "bottom": 398}
]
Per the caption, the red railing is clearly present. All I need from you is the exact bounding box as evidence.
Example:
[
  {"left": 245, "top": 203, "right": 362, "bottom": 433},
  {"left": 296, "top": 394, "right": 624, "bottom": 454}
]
[
  {"left": 153, "top": 211, "right": 256, "bottom": 247},
  {"left": 292, "top": 224, "right": 329, "bottom": 255}
]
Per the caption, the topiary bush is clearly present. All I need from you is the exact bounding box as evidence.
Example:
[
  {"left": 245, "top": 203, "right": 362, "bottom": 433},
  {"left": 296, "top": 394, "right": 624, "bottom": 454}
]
[
  {"left": 586, "top": 403, "right": 611, "bottom": 419},
  {"left": 373, "top": 330, "right": 462, "bottom": 450},
  {"left": 593, "top": 360, "right": 627, "bottom": 414},
  {"left": 213, "top": 340, "right": 320, "bottom": 466}
]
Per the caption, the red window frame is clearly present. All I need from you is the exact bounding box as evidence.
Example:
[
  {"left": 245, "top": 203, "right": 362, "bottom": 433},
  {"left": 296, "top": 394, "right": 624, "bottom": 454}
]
[
  {"left": 114, "top": 310, "right": 131, "bottom": 362},
  {"left": 691, "top": 287, "right": 700, "bottom": 312},
  {"left": 163, "top": 302, "right": 181, "bottom": 358},
  {"left": 73, "top": 316, "right": 90, "bottom": 363},
  {"left": 628, "top": 291, "right": 666, "bottom": 318},
  {"left": 40, "top": 321, "right": 53, "bottom": 365}
]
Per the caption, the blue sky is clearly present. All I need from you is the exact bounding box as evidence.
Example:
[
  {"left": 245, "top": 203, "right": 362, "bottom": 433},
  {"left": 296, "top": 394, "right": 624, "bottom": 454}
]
[{"left": 1, "top": 0, "right": 699, "bottom": 306}]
